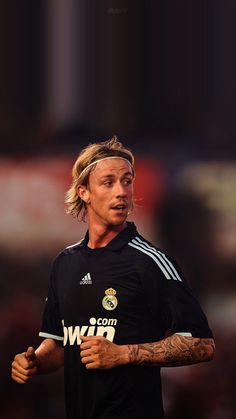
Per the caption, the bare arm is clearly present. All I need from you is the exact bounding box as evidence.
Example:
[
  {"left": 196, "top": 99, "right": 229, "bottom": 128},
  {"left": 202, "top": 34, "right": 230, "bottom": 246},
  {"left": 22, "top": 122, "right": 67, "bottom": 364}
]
[
  {"left": 35, "top": 338, "right": 64, "bottom": 373},
  {"left": 11, "top": 338, "right": 64, "bottom": 384},
  {"left": 126, "top": 334, "right": 215, "bottom": 367},
  {"left": 80, "top": 334, "right": 215, "bottom": 370}
]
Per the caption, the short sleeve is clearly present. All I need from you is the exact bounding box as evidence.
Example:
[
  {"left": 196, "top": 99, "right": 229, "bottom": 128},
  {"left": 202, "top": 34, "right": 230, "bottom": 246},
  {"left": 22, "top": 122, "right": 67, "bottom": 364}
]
[
  {"left": 142, "top": 255, "right": 213, "bottom": 339},
  {"left": 39, "top": 257, "right": 64, "bottom": 344},
  {"left": 160, "top": 278, "right": 213, "bottom": 338}
]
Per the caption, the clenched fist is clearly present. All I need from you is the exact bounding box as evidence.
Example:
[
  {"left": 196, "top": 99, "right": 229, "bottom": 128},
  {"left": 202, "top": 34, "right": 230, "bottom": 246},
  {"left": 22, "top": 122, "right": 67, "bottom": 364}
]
[
  {"left": 11, "top": 346, "right": 38, "bottom": 384},
  {"left": 80, "top": 336, "right": 128, "bottom": 369}
]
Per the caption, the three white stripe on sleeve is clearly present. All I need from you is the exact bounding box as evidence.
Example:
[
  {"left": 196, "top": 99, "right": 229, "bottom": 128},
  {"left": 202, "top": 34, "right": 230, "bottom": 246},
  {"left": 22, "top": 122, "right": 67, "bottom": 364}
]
[{"left": 128, "top": 237, "right": 182, "bottom": 281}]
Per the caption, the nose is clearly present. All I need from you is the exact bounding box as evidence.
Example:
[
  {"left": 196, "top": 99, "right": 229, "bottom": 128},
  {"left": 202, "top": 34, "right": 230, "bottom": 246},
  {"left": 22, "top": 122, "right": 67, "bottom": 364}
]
[{"left": 115, "top": 181, "right": 127, "bottom": 198}]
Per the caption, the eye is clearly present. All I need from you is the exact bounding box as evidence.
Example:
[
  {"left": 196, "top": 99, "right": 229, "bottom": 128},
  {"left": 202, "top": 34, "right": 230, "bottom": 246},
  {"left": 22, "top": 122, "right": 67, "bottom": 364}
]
[
  {"left": 123, "top": 178, "right": 132, "bottom": 186},
  {"left": 103, "top": 180, "right": 113, "bottom": 187}
]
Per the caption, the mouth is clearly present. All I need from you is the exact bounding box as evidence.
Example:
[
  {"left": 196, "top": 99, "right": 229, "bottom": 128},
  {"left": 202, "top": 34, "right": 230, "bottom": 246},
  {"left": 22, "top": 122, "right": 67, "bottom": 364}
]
[{"left": 111, "top": 203, "right": 128, "bottom": 211}]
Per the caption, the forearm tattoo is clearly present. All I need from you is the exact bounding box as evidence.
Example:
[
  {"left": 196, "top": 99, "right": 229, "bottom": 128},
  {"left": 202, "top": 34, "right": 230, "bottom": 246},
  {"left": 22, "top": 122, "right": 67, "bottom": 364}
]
[{"left": 127, "top": 335, "right": 215, "bottom": 367}]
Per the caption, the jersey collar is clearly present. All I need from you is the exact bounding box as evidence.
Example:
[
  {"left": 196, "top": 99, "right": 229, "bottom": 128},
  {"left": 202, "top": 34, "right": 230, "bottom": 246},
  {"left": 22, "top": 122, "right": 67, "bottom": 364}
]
[{"left": 79, "top": 222, "right": 138, "bottom": 251}]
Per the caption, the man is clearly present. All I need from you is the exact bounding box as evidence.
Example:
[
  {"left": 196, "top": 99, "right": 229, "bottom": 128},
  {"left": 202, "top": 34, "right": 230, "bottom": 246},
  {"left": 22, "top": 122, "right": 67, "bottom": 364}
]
[{"left": 12, "top": 136, "right": 215, "bottom": 419}]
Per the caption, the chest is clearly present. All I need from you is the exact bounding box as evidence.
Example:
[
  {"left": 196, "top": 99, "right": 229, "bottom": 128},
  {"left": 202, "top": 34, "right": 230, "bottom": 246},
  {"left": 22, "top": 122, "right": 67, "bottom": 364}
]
[{"left": 57, "top": 251, "right": 146, "bottom": 322}]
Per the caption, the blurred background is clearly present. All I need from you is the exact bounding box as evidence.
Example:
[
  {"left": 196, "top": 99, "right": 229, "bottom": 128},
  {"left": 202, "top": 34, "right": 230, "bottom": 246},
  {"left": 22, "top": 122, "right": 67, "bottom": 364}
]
[{"left": 1, "top": 1, "right": 236, "bottom": 418}]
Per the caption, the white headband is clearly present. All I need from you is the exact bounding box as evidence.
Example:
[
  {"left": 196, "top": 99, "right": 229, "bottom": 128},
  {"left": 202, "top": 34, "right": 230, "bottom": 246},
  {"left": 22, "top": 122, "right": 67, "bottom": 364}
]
[{"left": 79, "top": 156, "right": 133, "bottom": 179}]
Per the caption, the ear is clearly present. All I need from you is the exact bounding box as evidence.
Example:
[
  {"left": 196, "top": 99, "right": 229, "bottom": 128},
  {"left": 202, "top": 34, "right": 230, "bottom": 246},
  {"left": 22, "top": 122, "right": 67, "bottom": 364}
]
[{"left": 77, "top": 185, "right": 90, "bottom": 204}]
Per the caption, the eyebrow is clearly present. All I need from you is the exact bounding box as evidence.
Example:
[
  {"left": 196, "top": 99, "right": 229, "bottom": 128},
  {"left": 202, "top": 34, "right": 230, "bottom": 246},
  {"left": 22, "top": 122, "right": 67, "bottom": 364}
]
[{"left": 100, "top": 172, "right": 133, "bottom": 179}]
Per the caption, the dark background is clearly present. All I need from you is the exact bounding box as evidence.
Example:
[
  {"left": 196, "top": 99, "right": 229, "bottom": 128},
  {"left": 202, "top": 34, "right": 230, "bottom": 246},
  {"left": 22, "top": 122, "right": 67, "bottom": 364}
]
[{"left": 1, "top": 1, "right": 236, "bottom": 418}]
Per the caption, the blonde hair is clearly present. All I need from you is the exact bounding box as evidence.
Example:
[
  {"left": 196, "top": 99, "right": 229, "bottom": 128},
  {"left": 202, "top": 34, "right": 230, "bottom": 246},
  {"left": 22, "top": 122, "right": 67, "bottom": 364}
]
[{"left": 65, "top": 135, "right": 135, "bottom": 220}]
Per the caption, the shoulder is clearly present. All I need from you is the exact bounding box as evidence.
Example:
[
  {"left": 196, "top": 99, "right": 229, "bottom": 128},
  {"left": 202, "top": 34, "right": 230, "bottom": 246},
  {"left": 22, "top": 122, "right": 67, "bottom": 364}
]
[
  {"left": 128, "top": 234, "right": 183, "bottom": 282},
  {"left": 127, "top": 233, "right": 161, "bottom": 260},
  {"left": 63, "top": 239, "right": 84, "bottom": 255},
  {"left": 51, "top": 239, "right": 84, "bottom": 269}
]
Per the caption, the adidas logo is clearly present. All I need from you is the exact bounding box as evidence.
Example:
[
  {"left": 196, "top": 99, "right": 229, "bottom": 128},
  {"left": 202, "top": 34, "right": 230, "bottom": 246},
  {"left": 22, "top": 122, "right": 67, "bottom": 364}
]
[{"left": 80, "top": 273, "right": 92, "bottom": 285}]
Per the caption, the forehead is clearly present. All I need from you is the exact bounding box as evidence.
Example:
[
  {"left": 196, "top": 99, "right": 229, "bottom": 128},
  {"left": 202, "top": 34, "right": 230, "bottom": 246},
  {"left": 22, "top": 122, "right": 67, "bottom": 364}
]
[{"left": 90, "top": 158, "right": 133, "bottom": 177}]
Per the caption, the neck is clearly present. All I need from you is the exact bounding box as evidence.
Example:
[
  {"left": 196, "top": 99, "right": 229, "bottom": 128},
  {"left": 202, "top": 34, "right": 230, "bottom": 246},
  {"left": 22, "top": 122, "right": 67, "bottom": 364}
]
[{"left": 87, "top": 222, "right": 127, "bottom": 249}]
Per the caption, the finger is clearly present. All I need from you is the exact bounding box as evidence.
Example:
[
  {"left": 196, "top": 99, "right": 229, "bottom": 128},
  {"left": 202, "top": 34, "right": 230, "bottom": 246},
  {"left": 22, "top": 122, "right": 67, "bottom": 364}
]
[
  {"left": 80, "top": 341, "right": 100, "bottom": 351},
  {"left": 26, "top": 359, "right": 37, "bottom": 370},
  {"left": 80, "top": 336, "right": 103, "bottom": 350},
  {"left": 14, "top": 354, "right": 31, "bottom": 369},
  {"left": 85, "top": 361, "right": 99, "bottom": 370},
  {"left": 11, "top": 362, "right": 35, "bottom": 377},
  {"left": 80, "top": 339, "right": 101, "bottom": 350},
  {"left": 80, "top": 335, "right": 101, "bottom": 342},
  {"left": 12, "top": 369, "right": 32, "bottom": 383},
  {"left": 81, "top": 355, "right": 95, "bottom": 365},
  {"left": 80, "top": 349, "right": 91, "bottom": 357},
  {"left": 12, "top": 375, "right": 27, "bottom": 384},
  {"left": 80, "top": 341, "right": 92, "bottom": 350},
  {"left": 16, "top": 355, "right": 36, "bottom": 370},
  {"left": 12, "top": 362, "right": 37, "bottom": 376},
  {"left": 25, "top": 346, "right": 36, "bottom": 361}
]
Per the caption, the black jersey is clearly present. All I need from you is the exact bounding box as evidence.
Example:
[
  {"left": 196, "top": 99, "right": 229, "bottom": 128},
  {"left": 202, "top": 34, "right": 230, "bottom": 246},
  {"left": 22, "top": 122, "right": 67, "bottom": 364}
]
[{"left": 39, "top": 222, "right": 213, "bottom": 419}]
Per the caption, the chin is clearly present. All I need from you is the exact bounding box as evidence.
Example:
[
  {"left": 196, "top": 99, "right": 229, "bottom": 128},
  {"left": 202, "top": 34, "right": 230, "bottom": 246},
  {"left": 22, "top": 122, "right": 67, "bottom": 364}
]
[{"left": 109, "top": 217, "right": 127, "bottom": 227}]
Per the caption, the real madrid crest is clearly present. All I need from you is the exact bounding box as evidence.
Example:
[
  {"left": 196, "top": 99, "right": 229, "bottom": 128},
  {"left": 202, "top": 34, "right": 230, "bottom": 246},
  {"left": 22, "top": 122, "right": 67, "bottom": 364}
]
[{"left": 102, "top": 288, "right": 118, "bottom": 311}]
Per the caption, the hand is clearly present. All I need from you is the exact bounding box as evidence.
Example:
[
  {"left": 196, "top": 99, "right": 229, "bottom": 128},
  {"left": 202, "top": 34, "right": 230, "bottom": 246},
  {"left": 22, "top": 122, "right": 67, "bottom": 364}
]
[
  {"left": 11, "top": 346, "right": 38, "bottom": 384},
  {"left": 80, "top": 336, "right": 128, "bottom": 370}
]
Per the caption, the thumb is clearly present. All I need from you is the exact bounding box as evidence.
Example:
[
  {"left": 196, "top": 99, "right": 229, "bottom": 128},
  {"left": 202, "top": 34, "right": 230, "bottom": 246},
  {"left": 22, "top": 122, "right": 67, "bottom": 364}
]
[{"left": 25, "top": 346, "right": 36, "bottom": 362}]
